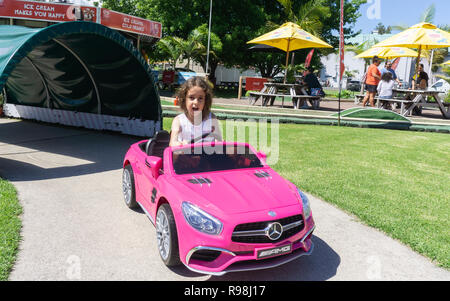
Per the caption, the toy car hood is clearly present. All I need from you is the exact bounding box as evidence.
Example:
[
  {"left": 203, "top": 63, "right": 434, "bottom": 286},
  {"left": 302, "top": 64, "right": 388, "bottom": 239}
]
[{"left": 170, "top": 169, "right": 300, "bottom": 215}]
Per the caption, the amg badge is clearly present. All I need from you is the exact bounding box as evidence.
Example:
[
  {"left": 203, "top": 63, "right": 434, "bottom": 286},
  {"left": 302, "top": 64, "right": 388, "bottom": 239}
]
[{"left": 257, "top": 244, "right": 292, "bottom": 259}]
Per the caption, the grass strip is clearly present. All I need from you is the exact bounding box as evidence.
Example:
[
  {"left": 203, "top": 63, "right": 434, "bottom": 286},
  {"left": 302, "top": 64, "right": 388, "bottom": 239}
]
[{"left": 0, "top": 177, "right": 22, "bottom": 280}]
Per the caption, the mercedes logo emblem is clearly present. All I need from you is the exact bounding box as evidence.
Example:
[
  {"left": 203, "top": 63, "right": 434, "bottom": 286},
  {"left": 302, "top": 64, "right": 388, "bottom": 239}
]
[{"left": 265, "top": 222, "right": 283, "bottom": 240}]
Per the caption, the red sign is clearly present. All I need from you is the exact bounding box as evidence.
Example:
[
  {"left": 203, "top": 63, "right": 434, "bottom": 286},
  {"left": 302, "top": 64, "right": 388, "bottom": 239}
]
[
  {"left": 0, "top": 0, "right": 98, "bottom": 22},
  {"left": 100, "top": 9, "right": 162, "bottom": 39},
  {"left": 339, "top": 0, "right": 345, "bottom": 81},
  {"left": 245, "top": 77, "right": 268, "bottom": 91},
  {"left": 0, "top": 0, "right": 161, "bottom": 38},
  {"left": 304, "top": 49, "right": 314, "bottom": 68},
  {"left": 162, "top": 71, "right": 175, "bottom": 84}
]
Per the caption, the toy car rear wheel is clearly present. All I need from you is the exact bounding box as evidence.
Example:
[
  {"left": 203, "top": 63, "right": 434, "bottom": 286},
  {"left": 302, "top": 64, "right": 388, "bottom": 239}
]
[
  {"left": 156, "top": 203, "right": 181, "bottom": 266},
  {"left": 122, "top": 165, "right": 138, "bottom": 209}
]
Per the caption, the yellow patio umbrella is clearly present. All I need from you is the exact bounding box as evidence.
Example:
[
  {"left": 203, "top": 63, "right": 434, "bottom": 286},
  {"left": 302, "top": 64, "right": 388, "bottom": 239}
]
[
  {"left": 355, "top": 46, "right": 424, "bottom": 60},
  {"left": 371, "top": 22, "right": 450, "bottom": 84},
  {"left": 247, "top": 22, "right": 333, "bottom": 83},
  {"left": 444, "top": 60, "right": 450, "bottom": 65}
]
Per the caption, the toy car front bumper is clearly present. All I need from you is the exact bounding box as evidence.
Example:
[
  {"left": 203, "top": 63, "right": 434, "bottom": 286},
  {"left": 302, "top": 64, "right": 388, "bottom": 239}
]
[{"left": 183, "top": 225, "right": 315, "bottom": 276}]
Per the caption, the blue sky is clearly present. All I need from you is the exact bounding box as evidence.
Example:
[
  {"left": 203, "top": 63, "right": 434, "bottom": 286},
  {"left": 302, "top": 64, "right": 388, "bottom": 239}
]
[{"left": 354, "top": 0, "right": 449, "bottom": 34}]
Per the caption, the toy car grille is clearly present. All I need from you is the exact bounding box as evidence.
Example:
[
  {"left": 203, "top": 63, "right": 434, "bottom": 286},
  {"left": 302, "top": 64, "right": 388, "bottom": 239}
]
[{"left": 231, "top": 214, "right": 304, "bottom": 243}]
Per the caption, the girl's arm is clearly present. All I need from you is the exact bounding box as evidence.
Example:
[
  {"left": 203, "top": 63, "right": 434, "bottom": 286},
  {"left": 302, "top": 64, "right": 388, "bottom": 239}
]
[{"left": 169, "top": 116, "right": 183, "bottom": 146}]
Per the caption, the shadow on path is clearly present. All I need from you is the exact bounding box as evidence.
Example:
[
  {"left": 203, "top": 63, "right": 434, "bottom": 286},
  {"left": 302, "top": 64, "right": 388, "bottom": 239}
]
[
  {"left": 0, "top": 119, "right": 141, "bottom": 181},
  {"left": 205, "top": 235, "right": 340, "bottom": 281}
]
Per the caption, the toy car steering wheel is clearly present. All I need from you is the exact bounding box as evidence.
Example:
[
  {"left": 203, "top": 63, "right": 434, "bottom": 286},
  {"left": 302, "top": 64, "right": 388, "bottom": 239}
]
[{"left": 189, "top": 132, "right": 221, "bottom": 144}]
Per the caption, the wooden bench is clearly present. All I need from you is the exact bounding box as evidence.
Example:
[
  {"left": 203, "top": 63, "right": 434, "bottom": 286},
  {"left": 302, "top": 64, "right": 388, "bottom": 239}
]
[
  {"left": 249, "top": 92, "right": 321, "bottom": 109},
  {"left": 374, "top": 97, "right": 414, "bottom": 115}
]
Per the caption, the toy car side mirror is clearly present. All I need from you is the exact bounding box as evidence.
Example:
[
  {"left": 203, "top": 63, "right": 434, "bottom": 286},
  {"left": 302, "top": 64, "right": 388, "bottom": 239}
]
[
  {"left": 257, "top": 151, "right": 267, "bottom": 162},
  {"left": 145, "top": 156, "right": 163, "bottom": 179}
]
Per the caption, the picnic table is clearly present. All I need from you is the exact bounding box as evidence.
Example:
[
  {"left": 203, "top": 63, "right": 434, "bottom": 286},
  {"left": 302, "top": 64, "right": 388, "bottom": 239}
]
[
  {"left": 249, "top": 82, "right": 321, "bottom": 109},
  {"left": 391, "top": 88, "right": 450, "bottom": 119},
  {"left": 355, "top": 89, "right": 450, "bottom": 119}
]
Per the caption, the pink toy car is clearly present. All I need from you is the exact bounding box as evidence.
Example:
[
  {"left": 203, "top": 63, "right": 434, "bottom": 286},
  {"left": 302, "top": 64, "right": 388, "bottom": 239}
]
[{"left": 122, "top": 131, "right": 315, "bottom": 275}]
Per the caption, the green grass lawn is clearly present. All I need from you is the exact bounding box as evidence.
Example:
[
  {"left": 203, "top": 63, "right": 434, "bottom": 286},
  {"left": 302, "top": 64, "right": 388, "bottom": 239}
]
[
  {"left": 163, "top": 117, "right": 450, "bottom": 268},
  {"left": 0, "top": 178, "right": 22, "bottom": 280}
]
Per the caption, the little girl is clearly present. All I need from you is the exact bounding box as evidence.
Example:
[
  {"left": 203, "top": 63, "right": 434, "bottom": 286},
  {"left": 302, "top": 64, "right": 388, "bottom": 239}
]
[
  {"left": 169, "top": 77, "right": 222, "bottom": 146},
  {"left": 377, "top": 72, "right": 395, "bottom": 99}
]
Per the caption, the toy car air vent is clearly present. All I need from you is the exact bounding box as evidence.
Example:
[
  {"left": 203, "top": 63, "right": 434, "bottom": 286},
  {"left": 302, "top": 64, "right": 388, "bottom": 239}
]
[
  {"left": 187, "top": 176, "right": 212, "bottom": 186},
  {"left": 254, "top": 170, "right": 271, "bottom": 179}
]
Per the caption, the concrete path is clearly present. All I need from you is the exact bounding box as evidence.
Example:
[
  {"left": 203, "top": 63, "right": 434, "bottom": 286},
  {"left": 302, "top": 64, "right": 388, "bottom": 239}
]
[{"left": 1, "top": 117, "right": 448, "bottom": 281}]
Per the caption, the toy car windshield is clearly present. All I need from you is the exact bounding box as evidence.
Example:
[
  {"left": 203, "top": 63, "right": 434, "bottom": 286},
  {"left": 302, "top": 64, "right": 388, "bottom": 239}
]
[{"left": 172, "top": 144, "right": 264, "bottom": 175}]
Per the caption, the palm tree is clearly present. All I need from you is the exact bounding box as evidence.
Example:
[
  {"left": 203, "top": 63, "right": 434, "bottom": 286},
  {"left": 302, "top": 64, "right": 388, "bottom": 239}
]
[
  {"left": 276, "top": 0, "right": 331, "bottom": 74},
  {"left": 277, "top": 0, "right": 330, "bottom": 36},
  {"left": 158, "top": 37, "right": 184, "bottom": 69},
  {"left": 179, "top": 29, "right": 205, "bottom": 71}
]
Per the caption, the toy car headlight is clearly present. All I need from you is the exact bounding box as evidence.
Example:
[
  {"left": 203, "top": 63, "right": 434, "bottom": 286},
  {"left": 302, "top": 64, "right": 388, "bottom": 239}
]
[
  {"left": 182, "top": 202, "right": 223, "bottom": 235},
  {"left": 297, "top": 189, "right": 312, "bottom": 219}
]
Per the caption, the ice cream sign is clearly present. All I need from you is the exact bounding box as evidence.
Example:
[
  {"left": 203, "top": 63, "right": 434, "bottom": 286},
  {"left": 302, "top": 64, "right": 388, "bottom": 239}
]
[
  {"left": 0, "top": 0, "right": 99, "bottom": 22},
  {"left": 0, "top": 0, "right": 161, "bottom": 38},
  {"left": 16, "top": 2, "right": 66, "bottom": 19}
]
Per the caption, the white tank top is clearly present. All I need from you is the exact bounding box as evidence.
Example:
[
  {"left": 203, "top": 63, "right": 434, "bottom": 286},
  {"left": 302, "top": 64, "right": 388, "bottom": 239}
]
[{"left": 177, "top": 113, "right": 214, "bottom": 143}]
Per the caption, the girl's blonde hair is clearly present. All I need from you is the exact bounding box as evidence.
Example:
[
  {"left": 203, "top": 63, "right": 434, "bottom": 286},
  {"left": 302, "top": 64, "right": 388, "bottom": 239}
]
[{"left": 176, "top": 76, "right": 213, "bottom": 120}]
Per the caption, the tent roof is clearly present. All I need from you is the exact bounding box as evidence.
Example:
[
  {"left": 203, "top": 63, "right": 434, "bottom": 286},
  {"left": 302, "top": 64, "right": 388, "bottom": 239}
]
[{"left": 0, "top": 22, "right": 161, "bottom": 120}]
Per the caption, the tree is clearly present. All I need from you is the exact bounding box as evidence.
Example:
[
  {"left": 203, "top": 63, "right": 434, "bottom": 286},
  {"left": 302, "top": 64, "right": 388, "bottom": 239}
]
[
  {"left": 100, "top": 0, "right": 366, "bottom": 81},
  {"left": 374, "top": 22, "right": 392, "bottom": 34},
  {"left": 277, "top": 0, "right": 331, "bottom": 36},
  {"left": 157, "top": 37, "right": 184, "bottom": 69},
  {"left": 189, "top": 24, "right": 223, "bottom": 78},
  {"left": 102, "top": 0, "right": 265, "bottom": 84},
  {"left": 319, "top": 0, "right": 367, "bottom": 48},
  {"left": 180, "top": 29, "right": 205, "bottom": 70}
]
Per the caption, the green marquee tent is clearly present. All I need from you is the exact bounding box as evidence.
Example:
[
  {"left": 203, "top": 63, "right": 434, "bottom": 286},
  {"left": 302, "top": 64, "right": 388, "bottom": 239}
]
[{"left": 0, "top": 21, "right": 161, "bottom": 136}]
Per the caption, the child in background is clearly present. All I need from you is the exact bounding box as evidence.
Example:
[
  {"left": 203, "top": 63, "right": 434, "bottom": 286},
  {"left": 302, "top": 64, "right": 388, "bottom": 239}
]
[
  {"left": 377, "top": 72, "right": 395, "bottom": 110},
  {"left": 169, "top": 77, "right": 222, "bottom": 146},
  {"left": 377, "top": 72, "right": 395, "bottom": 99}
]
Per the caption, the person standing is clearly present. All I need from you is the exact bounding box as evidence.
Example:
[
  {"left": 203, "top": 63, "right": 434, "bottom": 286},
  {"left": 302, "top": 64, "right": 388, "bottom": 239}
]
[
  {"left": 381, "top": 61, "right": 402, "bottom": 87},
  {"left": 362, "top": 56, "right": 382, "bottom": 107}
]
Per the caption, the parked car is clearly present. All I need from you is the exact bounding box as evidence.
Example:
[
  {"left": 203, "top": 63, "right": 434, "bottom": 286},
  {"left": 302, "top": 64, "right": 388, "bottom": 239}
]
[
  {"left": 428, "top": 79, "right": 450, "bottom": 97},
  {"left": 347, "top": 80, "right": 362, "bottom": 92},
  {"left": 122, "top": 131, "right": 315, "bottom": 276}
]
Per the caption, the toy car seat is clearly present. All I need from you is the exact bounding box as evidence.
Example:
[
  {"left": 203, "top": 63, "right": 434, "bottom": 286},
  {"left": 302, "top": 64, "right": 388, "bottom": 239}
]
[{"left": 145, "top": 130, "right": 170, "bottom": 158}]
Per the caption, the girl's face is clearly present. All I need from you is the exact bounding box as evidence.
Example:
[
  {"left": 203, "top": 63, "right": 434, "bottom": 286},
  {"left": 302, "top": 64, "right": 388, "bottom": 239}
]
[{"left": 185, "top": 86, "right": 206, "bottom": 118}]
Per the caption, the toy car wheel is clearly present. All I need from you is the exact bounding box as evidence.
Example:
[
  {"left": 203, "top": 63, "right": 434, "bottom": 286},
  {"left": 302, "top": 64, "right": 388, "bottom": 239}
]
[
  {"left": 156, "top": 203, "right": 180, "bottom": 266},
  {"left": 122, "top": 165, "right": 138, "bottom": 209}
]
